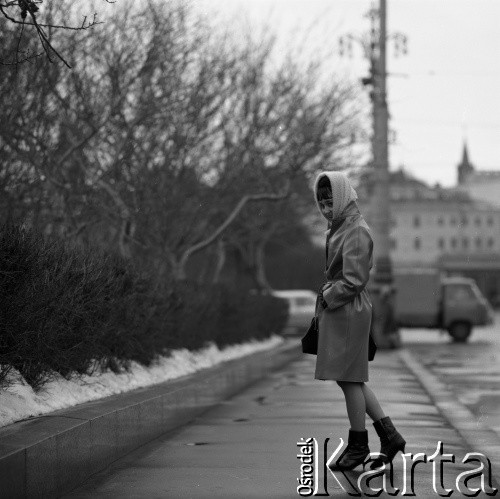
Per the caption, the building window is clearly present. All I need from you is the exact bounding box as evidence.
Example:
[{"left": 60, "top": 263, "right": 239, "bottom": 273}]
[
  {"left": 476, "top": 237, "right": 482, "bottom": 249},
  {"left": 460, "top": 216, "right": 468, "bottom": 227},
  {"left": 450, "top": 238, "right": 457, "bottom": 249},
  {"left": 488, "top": 238, "right": 495, "bottom": 248},
  {"left": 462, "top": 238, "right": 469, "bottom": 249},
  {"left": 475, "top": 216, "right": 481, "bottom": 227},
  {"left": 438, "top": 238, "right": 445, "bottom": 250},
  {"left": 390, "top": 217, "right": 397, "bottom": 228},
  {"left": 437, "top": 216, "right": 444, "bottom": 226},
  {"left": 487, "top": 216, "right": 494, "bottom": 226},
  {"left": 450, "top": 216, "right": 457, "bottom": 226},
  {"left": 414, "top": 237, "right": 421, "bottom": 250},
  {"left": 390, "top": 238, "right": 397, "bottom": 250},
  {"left": 413, "top": 215, "right": 420, "bottom": 228}
]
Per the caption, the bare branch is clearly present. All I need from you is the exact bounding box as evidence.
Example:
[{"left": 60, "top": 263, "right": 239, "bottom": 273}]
[
  {"left": 0, "top": 2, "right": 105, "bottom": 67},
  {"left": 0, "top": 49, "right": 43, "bottom": 65},
  {"left": 54, "top": 128, "right": 100, "bottom": 169},
  {"left": 179, "top": 179, "right": 291, "bottom": 266},
  {"left": 0, "top": 4, "right": 102, "bottom": 30},
  {"left": 27, "top": 10, "right": 72, "bottom": 67}
]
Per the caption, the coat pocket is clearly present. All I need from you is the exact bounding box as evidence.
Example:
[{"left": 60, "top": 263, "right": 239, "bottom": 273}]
[{"left": 320, "top": 299, "right": 351, "bottom": 333}]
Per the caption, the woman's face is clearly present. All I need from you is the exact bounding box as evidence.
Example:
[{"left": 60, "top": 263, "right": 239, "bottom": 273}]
[{"left": 318, "top": 197, "right": 333, "bottom": 220}]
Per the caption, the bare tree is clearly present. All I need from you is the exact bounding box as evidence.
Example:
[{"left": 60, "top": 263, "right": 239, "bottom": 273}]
[{"left": 0, "top": 0, "right": 365, "bottom": 288}]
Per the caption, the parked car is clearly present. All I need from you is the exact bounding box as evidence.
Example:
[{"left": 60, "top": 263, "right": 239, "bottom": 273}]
[
  {"left": 270, "top": 289, "right": 318, "bottom": 335},
  {"left": 393, "top": 268, "right": 494, "bottom": 342}
]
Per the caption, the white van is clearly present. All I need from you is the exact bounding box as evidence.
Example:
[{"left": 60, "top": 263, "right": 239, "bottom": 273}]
[{"left": 271, "top": 289, "right": 318, "bottom": 335}]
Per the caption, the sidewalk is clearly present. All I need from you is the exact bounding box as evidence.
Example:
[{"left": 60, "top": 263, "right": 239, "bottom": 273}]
[{"left": 65, "top": 350, "right": 499, "bottom": 498}]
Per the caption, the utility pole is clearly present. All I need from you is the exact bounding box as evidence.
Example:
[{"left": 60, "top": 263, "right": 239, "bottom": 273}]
[
  {"left": 339, "top": 0, "right": 407, "bottom": 347},
  {"left": 371, "top": 0, "right": 391, "bottom": 283},
  {"left": 370, "top": 0, "right": 398, "bottom": 348}
]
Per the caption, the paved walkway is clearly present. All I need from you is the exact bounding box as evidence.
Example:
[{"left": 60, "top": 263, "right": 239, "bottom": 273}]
[{"left": 65, "top": 350, "right": 499, "bottom": 498}]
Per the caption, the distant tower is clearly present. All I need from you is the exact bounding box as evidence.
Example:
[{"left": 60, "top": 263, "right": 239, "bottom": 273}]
[{"left": 457, "top": 141, "right": 474, "bottom": 185}]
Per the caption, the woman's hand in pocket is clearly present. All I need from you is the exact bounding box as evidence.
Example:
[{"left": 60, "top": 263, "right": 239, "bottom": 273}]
[
  {"left": 319, "top": 282, "right": 333, "bottom": 309},
  {"left": 318, "top": 289, "right": 329, "bottom": 309}
]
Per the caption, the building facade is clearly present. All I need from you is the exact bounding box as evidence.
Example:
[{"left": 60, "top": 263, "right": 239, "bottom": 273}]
[{"left": 372, "top": 198, "right": 500, "bottom": 268}]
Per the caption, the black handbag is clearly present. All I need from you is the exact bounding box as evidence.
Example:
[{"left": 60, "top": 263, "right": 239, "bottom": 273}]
[{"left": 301, "top": 316, "right": 318, "bottom": 355}]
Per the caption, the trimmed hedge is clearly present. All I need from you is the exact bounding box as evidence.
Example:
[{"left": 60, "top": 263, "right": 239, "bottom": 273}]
[{"left": 0, "top": 225, "right": 288, "bottom": 390}]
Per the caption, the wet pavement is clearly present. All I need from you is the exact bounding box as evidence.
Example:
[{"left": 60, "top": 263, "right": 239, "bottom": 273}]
[
  {"left": 401, "top": 311, "right": 500, "bottom": 439},
  {"left": 64, "top": 348, "right": 498, "bottom": 498}
]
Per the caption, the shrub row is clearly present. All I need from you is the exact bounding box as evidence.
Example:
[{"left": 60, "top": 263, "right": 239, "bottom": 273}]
[{"left": 0, "top": 225, "right": 288, "bottom": 390}]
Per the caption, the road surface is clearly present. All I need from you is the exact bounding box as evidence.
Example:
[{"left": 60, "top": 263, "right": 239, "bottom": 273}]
[{"left": 400, "top": 311, "right": 500, "bottom": 439}]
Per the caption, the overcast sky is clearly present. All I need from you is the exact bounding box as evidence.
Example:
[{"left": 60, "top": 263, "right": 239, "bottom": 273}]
[{"left": 195, "top": 0, "right": 500, "bottom": 188}]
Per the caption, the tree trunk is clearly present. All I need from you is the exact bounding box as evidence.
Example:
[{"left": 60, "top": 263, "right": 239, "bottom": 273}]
[
  {"left": 118, "top": 218, "right": 135, "bottom": 260},
  {"left": 212, "top": 239, "right": 226, "bottom": 284},
  {"left": 255, "top": 239, "right": 271, "bottom": 291},
  {"left": 232, "top": 242, "right": 265, "bottom": 292},
  {"left": 167, "top": 252, "right": 187, "bottom": 281}
]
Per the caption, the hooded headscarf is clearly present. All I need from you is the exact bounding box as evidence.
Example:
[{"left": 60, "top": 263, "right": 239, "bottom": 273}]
[{"left": 313, "top": 171, "right": 358, "bottom": 222}]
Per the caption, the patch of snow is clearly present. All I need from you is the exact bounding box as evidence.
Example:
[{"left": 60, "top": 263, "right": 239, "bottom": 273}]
[{"left": 0, "top": 335, "right": 284, "bottom": 429}]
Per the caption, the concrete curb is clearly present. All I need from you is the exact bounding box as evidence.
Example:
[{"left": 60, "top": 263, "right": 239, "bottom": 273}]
[
  {"left": 399, "top": 348, "right": 500, "bottom": 490},
  {"left": 0, "top": 339, "right": 301, "bottom": 499}
]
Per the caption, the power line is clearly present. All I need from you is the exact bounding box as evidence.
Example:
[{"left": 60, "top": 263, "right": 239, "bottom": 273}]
[
  {"left": 389, "top": 160, "right": 500, "bottom": 169},
  {"left": 390, "top": 70, "right": 500, "bottom": 78},
  {"left": 393, "top": 119, "right": 500, "bottom": 130}
]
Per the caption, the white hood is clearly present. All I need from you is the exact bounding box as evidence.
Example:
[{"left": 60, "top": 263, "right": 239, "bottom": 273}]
[{"left": 313, "top": 171, "right": 358, "bottom": 222}]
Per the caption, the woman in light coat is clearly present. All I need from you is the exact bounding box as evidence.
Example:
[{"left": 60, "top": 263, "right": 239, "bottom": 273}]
[{"left": 313, "top": 171, "right": 406, "bottom": 471}]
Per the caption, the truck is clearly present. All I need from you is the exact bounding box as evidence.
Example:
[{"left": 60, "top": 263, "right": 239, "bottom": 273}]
[{"left": 393, "top": 268, "right": 494, "bottom": 342}]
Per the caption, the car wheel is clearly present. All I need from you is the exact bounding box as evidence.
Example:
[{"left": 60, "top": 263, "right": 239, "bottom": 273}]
[{"left": 447, "top": 321, "right": 471, "bottom": 343}]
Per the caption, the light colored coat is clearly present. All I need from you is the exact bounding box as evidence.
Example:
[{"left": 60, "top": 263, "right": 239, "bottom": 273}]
[{"left": 314, "top": 200, "right": 373, "bottom": 382}]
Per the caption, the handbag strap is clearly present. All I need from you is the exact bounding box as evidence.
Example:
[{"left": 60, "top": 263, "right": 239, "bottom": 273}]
[{"left": 314, "top": 289, "right": 321, "bottom": 319}]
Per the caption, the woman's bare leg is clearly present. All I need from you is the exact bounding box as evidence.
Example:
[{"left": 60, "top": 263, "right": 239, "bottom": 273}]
[
  {"left": 361, "top": 384, "right": 386, "bottom": 422},
  {"left": 336, "top": 381, "right": 366, "bottom": 431}
]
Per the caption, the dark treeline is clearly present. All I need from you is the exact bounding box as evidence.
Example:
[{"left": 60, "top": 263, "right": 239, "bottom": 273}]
[{"left": 0, "top": 1, "right": 364, "bottom": 389}]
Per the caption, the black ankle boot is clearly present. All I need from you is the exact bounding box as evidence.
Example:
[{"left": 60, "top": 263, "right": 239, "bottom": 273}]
[
  {"left": 329, "top": 429, "right": 370, "bottom": 471},
  {"left": 370, "top": 416, "right": 406, "bottom": 469}
]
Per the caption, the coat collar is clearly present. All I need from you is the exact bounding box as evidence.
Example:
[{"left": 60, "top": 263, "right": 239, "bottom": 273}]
[
  {"left": 340, "top": 200, "right": 360, "bottom": 218},
  {"left": 324, "top": 200, "right": 361, "bottom": 235}
]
